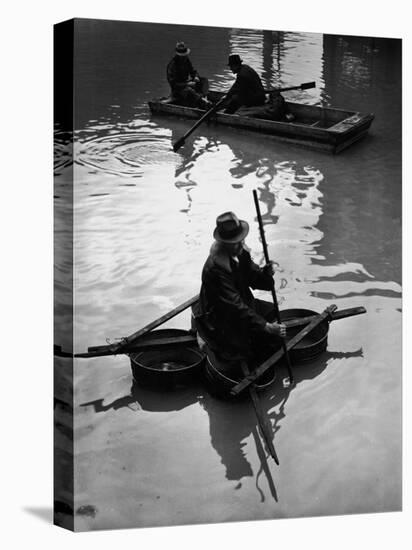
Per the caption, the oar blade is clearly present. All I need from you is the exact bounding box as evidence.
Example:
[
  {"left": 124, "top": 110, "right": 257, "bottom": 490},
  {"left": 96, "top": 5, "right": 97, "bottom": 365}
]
[
  {"left": 172, "top": 138, "right": 185, "bottom": 152},
  {"left": 300, "top": 81, "right": 316, "bottom": 90}
]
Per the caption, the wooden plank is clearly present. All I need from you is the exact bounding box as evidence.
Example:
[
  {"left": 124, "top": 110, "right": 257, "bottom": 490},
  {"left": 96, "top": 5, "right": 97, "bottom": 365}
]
[
  {"left": 149, "top": 97, "right": 355, "bottom": 125},
  {"left": 328, "top": 113, "right": 375, "bottom": 135},
  {"left": 126, "top": 334, "right": 197, "bottom": 350},
  {"left": 150, "top": 106, "right": 336, "bottom": 152},
  {"left": 87, "top": 295, "right": 199, "bottom": 355},
  {"left": 78, "top": 305, "right": 366, "bottom": 359},
  {"left": 168, "top": 102, "right": 331, "bottom": 139},
  {"left": 150, "top": 101, "right": 329, "bottom": 138},
  {"left": 76, "top": 334, "right": 197, "bottom": 358},
  {"left": 215, "top": 111, "right": 330, "bottom": 140},
  {"left": 288, "top": 102, "right": 353, "bottom": 123},
  {"left": 231, "top": 305, "right": 337, "bottom": 396},
  {"left": 328, "top": 113, "right": 364, "bottom": 133},
  {"left": 283, "top": 306, "right": 366, "bottom": 328}
]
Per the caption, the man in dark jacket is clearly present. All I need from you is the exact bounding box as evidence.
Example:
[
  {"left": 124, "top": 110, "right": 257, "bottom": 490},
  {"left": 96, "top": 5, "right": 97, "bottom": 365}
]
[
  {"left": 166, "top": 41, "right": 210, "bottom": 108},
  {"left": 224, "top": 54, "right": 266, "bottom": 114},
  {"left": 193, "top": 211, "right": 286, "bottom": 362}
]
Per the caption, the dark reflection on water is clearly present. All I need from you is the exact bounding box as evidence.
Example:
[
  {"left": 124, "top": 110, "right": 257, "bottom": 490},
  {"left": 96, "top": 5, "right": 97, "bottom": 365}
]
[
  {"left": 81, "top": 347, "right": 362, "bottom": 503},
  {"left": 201, "top": 349, "right": 362, "bottom": 483},
  {"left": 81, "top": 383, "right": 201, "bottom": 414}
]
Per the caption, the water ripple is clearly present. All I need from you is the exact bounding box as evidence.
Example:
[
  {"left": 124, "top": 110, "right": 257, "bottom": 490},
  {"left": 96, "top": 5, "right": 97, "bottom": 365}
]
[
  {"left": 54, "top": 134, "right": 73, "bottom": 174},
  {"left": 75, "top": 129, "right": 177, "bottom": 178}
]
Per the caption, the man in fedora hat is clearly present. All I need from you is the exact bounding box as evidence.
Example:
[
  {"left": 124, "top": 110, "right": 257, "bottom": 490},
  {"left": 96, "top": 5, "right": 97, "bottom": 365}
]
[
  {"left": 224, "top": 54, "right": 266, "bottom": 114},
  {"left": 193, "top": 212, "right": 286, "bottom": 362},
  {"left": 166, "top": 41, "right": 210, "bottom": 108}
]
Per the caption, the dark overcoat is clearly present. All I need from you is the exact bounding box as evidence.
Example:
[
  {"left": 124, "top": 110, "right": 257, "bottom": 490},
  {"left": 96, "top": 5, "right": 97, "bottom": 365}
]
[
  {"left": 166, "top": 56, "right": 198, "bottom": 92},
  {"left": 227, "top": 64, "right": 266, "bottom": 106},
  {"left": 193, "top": 243, "right": 274, "bottom": 358}
]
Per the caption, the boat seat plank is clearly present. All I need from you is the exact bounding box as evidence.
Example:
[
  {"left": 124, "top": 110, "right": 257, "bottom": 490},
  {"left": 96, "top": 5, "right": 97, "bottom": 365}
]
[{"left": 328, "top": 113, "right": 365, "bottom": 133}]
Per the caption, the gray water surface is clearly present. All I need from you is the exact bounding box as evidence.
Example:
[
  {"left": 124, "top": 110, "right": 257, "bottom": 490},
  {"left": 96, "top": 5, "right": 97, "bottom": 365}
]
[{"left": 54, "top": 20, "right": 401, "bottom": 531}]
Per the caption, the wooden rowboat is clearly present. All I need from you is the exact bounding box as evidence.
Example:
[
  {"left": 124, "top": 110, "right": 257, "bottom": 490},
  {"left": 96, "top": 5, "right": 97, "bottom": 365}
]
[{"left": 148, "top": 90, "right": 375, "bottom": 154}]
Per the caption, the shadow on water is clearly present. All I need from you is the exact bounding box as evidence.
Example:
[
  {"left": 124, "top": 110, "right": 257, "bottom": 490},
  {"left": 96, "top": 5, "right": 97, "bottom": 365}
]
[
  {"left": 81, "top": 382, "right": 202, "bottom": 414},
  {"left": 81, "top": 347, "right": 362, "bottom": 503},
  {"left": 200, "top": 348, "right": 362, "bottom": 501}
]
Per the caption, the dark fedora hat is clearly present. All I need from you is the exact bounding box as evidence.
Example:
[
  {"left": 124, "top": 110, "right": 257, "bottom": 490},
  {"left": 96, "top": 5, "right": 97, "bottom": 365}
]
[
  {"left": 175, "top": 41, "right": 191, "bottom": 56},
  {"left": 213, "top": 211, "right": 249, "bottom": 243},
  {"left": 228, "top": 54, "right": 243, "bottom": 66}
]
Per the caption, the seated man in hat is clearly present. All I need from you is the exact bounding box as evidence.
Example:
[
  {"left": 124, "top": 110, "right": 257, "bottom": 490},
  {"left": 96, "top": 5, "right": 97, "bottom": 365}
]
[
  {"left": 223, "top": 54, "right": 266, "bottom": 114},
  {"left": 192, "top": 211, "right": 286, "bottom": 365},
  {"left": 166, "top": 41, "right": 210, "bottom": 108}
]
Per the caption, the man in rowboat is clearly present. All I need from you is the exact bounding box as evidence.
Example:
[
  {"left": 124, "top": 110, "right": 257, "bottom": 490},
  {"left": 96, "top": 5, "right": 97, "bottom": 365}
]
[
  {"left": 166, "top": 41, "right": 211, "bottom": 109},
  {"left": 223, "top": 54, "right": 266, "bottom": 114},
  {"left": 193, "top": 212, "right": 286, "bottom": 363}
]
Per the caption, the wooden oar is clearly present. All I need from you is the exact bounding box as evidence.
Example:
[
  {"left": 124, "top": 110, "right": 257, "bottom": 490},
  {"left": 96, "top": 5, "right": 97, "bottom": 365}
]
[
  {"left": 231, "top": 304, "right": 337, "bottom": 396},
  {"left": 86, "top": 295, "right": 199, "bottom": 355},
  {"left": 172, "top": 95, "right": 227, "bottom": 152},
  {"left": 241, "top": 360, "right": 279, "bottom": 465},
  {"left": 253, "top": 189, "right": 294, "bottom": 385},
  {"left": 264, "top": 81, "right": 316, "bottom": 94}
]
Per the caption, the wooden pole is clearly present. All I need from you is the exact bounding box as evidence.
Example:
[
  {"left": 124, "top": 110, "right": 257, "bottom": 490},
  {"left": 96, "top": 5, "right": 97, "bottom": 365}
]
[{"left": 253, "top": 189, "right": 294, "bottom": 384}]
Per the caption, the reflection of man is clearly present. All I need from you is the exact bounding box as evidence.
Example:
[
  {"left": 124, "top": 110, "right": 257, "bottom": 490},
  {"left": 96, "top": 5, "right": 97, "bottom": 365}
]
[
  {"left": 166, "top": 41, "right": 210, "bottom": 108},
  {"left": 200, "top": 393, "right": 254, "bottom": 480},
  {"left": 193, "top": 211, "right": 285, "bottom": 363},
  {"left": 224, "top": 55, "right": 266, "bottom": 114}
]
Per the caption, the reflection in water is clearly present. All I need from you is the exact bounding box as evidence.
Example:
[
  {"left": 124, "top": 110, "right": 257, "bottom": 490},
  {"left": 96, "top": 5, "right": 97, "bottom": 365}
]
[
  {"left": 261, "top": 31, "right": 285, "bottom": 88},
  {"left": 322, "top": 35, "right": 401, "bottom": 112},
  {"left": 78, "top": 347, "right": 363, "bottom": 505},
  {"left": 229, "top": 29, "right": 323, "bottom": 103},
  {"left": 81, "top": 383, "right": 201, "bottom": 414},
  {"left": 202, "top": 349, "right": 362, "bottom": 489},
  {"left": 76, "top": 346, "right": 362, "bottom": 505}
]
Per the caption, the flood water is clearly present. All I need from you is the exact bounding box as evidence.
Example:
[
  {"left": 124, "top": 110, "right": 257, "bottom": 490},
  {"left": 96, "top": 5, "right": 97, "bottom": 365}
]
[{"left": 54, "top": 20, "right": 402, "bottom": 531}]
